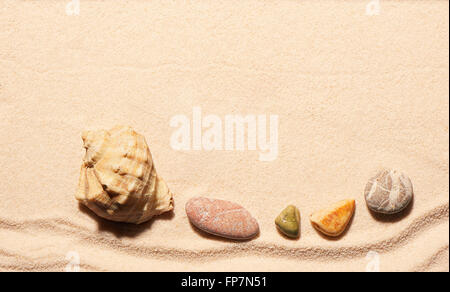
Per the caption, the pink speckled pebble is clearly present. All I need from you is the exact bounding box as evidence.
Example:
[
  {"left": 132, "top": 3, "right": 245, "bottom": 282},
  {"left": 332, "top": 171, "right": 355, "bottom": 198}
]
[{"left": 186, "top": 197, "right": 260, "bottom": 240}]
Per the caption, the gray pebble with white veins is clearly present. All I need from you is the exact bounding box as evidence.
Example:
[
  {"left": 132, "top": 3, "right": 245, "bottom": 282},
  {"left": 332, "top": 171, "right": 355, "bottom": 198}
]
[{"left": 364, "top": 169, "right": 414, "bottom": 214}]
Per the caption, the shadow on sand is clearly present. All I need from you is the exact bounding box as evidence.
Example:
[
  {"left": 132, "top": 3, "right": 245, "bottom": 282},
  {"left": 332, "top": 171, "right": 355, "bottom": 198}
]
[
  {"left": 368, "top": 196, "right": 415, "bottom": 223},
  {"left": 78, "top": 203, "right": 175, "bottom": 238}
]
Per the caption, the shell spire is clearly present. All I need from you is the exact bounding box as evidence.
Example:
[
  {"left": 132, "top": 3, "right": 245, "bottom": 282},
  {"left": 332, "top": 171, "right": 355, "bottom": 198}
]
[{"left": 75, "top": 126, "right": 174, "bottom": 224}]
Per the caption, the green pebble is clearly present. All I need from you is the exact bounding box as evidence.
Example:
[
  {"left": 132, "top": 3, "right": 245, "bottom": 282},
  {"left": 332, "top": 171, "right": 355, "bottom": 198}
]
[{"left": 275, "top": 205, "right": 300, "bottom": 238}]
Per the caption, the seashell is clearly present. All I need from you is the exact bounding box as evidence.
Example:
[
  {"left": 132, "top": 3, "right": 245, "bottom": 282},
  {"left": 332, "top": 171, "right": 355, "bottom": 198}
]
[
  {"left": 310, "top": 199, "right": 355, "bottom": 237},
  {"left": 185, "top": 197, "right": 259, "bottom": 240},
  {"left": 275, "top": 205, "right": 300, "bottom": 239},
  {"left": 75, "top": 126, "right": 174, "bottom": 224},
  {"left": 364, "top": 168, "right": 413, "bottom": 214}
]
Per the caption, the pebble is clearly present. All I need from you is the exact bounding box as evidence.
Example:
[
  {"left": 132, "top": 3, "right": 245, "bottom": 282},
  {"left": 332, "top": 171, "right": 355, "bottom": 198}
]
[
  {"left": 275, "top": 205, "right": 300, "bottom": 238},
  {"left": 185, "top": 197, "right": 259, "bottom": 240},
  {"left": 364, "top": 169, "right": 413, "bottom": 214},
  {"left": 310, "top": 199, "right": 355, "bottom": 237}
]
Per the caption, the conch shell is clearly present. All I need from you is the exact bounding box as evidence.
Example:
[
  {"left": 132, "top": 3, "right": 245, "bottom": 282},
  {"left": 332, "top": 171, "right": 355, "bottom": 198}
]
[{"left": 75, "top": 126, "right": 174, "bottom": 224}]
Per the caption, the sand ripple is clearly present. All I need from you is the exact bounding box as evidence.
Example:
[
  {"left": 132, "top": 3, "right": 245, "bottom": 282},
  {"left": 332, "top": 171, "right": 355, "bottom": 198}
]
[{"left": 0, "top": 203, "right": 448, "bottom": 271}]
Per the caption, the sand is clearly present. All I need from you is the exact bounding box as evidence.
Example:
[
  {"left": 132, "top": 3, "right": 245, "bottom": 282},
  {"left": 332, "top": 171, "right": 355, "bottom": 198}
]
[{"left": 0, "top": 0, "right": 448, "bottom": 272}]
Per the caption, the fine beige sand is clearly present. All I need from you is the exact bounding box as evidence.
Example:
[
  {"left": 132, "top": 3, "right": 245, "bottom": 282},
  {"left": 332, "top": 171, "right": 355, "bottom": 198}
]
[{"left": 0, "top": 0, "right": 448, "bottom": 272}]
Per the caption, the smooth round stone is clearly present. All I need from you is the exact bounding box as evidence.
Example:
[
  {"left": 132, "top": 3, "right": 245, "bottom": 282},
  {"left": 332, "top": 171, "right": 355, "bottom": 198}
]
[
  {"left": 185, "top": 197, "right": 259, "bottom": 240},
  {"left": 275, "top": 205, "right": 300, "bottom": 238},
  {"left": 364, "top": 169, "right": 413, "bottom": 214}
]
